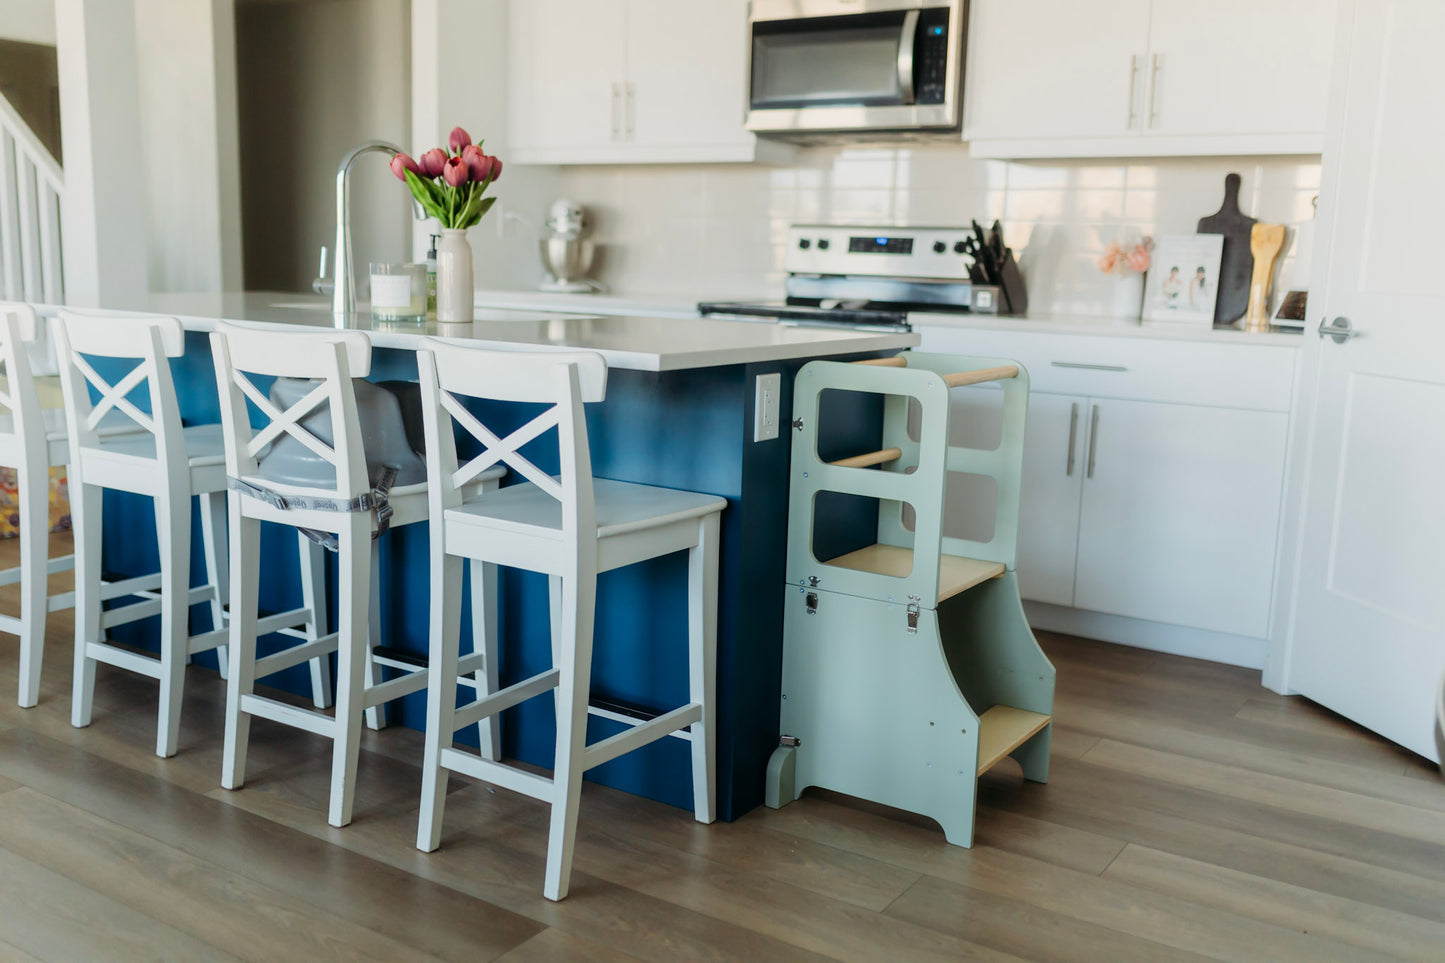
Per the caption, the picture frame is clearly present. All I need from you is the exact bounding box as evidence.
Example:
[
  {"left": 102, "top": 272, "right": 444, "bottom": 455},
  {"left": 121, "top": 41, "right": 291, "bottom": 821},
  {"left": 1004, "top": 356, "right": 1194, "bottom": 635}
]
[{"left": 1142, "top": 234, "right": 1225, "bottom": 326}]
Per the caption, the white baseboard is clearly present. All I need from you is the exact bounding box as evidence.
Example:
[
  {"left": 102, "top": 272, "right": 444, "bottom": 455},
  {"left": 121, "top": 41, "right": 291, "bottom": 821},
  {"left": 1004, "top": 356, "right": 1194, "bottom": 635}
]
[{"left": 1023, "top": 601, "right": 1268, "bottom": 671}]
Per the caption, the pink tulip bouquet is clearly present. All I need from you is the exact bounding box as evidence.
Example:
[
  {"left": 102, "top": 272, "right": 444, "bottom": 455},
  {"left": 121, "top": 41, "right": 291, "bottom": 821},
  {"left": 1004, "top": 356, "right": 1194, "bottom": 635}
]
[
  {"left": 389, "top": 126, "right": 503, "bottom": 230},
  {"left": 1097, "top": 236, "right": 1153, "bottom": 276}
]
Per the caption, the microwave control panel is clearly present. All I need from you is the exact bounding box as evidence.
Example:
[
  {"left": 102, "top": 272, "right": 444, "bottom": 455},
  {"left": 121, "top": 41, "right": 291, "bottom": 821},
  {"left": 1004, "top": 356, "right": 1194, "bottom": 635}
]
[{"left": 915, "top": 8, "right": 952, "bottom": 106}]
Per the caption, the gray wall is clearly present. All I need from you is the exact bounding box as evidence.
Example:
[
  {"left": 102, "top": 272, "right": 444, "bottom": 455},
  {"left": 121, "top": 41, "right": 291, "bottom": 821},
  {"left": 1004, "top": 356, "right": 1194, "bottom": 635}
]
[{"left": 236, "top": 0, "right": 411, "bottom": 292}]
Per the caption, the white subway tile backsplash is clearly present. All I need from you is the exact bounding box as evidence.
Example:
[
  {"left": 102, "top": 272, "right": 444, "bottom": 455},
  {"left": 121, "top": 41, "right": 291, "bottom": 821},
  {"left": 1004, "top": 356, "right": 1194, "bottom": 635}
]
[{"left": 558, "top": 145, "right": 1320, "bottom": 317}]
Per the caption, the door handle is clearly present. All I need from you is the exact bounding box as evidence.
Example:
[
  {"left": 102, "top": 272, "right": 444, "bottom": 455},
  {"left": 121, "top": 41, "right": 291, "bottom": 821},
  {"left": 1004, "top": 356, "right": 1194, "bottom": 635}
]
[
  {"left": 1086, "top": 404, "right": 1100, "bottom": 479},
  {"left": 625, "top": 82, "right": 636, "bottom": 138},
  {"left": 1318, "top": 316, "right": 1357, "bottom": 344},
  {"left": 611, "top": 82, "right": 622, "bottom": 140},
  {"left": 1147, "top": 53, "right": 1162, "bottom": 128},
  {"left": 1126, "top": 55, "right": 1139, "bottom": 129},
  {"left": 897, "top": 9, "right": 920, "bottom": 105},
  {"left": 1066, "top": 402, "right": 1079, "bottom": 476},
  {"left": 1051, "top": 361, "right": 1127, "bottom": 372}
]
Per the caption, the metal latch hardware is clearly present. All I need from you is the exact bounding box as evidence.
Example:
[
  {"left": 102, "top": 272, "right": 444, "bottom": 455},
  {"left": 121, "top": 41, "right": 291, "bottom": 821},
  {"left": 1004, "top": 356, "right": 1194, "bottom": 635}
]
[
  {"left": 807, "top": 575, "right": 820, "bottom": 587},
  {"left": 805, "top": 591, "right": 818, "bottom": 615},
  {"left": 906, "top": 595, "right": 921, "bottom": 634},
  {"left": 779, "top": 734, "right": 801, "bottom": 748},
  {"left": 792, "top": 417, "right": 805, "bottom": 431}
]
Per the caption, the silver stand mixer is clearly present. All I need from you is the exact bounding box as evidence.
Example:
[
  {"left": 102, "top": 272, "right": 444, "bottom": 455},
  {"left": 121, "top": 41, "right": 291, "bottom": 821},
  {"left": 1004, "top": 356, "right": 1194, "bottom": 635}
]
[{"left": 511, "top": 199, "right": 605, "bottom": 294}]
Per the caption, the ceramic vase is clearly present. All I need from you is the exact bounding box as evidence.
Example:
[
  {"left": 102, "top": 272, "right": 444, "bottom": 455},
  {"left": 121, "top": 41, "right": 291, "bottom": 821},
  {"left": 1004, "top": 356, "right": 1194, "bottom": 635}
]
[
  {"left": 436, "top": 228, "right": 474, "bottom": 323},
  {"left": 1112, "top": 271, "right": 1145, "bottom": 321}
]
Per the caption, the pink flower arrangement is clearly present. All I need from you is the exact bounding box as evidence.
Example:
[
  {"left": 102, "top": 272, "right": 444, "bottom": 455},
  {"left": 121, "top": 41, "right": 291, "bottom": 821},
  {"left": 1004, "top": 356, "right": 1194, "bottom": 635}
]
[
  {"left": 1097, "top": 236, "right": 1153, "bottom": 276},
  {"left": 390, "top": 126, "right": 503, "bottom": 230}
]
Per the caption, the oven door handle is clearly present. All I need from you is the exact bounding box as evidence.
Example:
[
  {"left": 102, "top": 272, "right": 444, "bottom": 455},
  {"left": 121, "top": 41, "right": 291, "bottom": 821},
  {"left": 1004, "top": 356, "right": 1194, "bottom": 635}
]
[{"left": 897, "top": 9, "right": 920, "bottom": 105}]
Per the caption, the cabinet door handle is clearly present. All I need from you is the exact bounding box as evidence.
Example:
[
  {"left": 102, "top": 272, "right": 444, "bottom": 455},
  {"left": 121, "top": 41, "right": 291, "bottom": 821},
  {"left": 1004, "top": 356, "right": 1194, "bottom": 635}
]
[
  {"left": 1086, "top": 404, "right": 1100, "bottom": 479},
  {"left": 611, "top": 82, "right": 622, "bottom": 140},
  {"left": 1051, "top": 361, "right": 1127, "bottom": 372},
  {"left": 625, "top": 82, "right": 636, "bottom": 138},
  {"left": 1066, "top": 402, "right": 1079, "bottom": 476},
  {"left": 1125, "top": 55, "right": 1139, "bottom": 129},
  {"left": 1147, "top": 53, "right": 1162, "bottom": 128}
]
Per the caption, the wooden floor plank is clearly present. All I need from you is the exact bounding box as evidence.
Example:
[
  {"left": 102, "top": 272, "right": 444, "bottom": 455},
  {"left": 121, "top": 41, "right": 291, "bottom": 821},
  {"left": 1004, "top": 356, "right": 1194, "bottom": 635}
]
[
  {"left": 1104, "top": 843, "right": 1445, "bottom": 962},
  {"left": 495, "top": 927, "right": 647, "bottom": 962},
  {"left": 0, "top": 787, "right": 454, "bottom": 963}
]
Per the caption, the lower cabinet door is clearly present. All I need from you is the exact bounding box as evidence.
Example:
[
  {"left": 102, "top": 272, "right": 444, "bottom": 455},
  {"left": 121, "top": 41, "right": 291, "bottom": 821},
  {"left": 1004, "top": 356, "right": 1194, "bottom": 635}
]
[
  {"left": 1073, "top": 398, "right": 1288, "bottom": 638},
  {"left": 943, "top": 387, "right": 1085, "bottom": 607}
]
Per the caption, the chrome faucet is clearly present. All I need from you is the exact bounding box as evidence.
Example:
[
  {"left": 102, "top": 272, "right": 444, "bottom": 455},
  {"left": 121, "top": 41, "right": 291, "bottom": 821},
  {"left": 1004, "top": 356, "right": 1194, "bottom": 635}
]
[{"left": 313, "top": 140, "right": 405, "bottom": 324}]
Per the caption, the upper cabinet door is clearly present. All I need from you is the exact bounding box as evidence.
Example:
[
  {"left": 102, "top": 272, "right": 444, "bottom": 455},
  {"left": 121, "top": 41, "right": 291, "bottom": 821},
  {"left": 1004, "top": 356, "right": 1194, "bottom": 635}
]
[
  {"left": 1145, "top": 0, "right": 1336, "bottom": 141},
  {"left": 964, "top": 0, "right": 1152, "bottom": 143},
  {"left": 509, "top": 0, "right": 628, "bottom": 158},
  {"left": 624, "top": 0, "right": 752, "bottom": 155}
]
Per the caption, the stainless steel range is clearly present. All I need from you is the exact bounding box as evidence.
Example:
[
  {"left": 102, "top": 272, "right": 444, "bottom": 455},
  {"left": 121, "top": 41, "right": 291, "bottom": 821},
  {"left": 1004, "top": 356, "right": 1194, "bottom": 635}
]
[{"left": 699, "top": 223, "right": 1015, "bottom": 331}]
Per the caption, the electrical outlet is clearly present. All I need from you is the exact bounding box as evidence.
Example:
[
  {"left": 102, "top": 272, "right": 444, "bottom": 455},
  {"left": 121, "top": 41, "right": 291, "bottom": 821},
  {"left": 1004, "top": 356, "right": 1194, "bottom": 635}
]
[{"left": 754, "top": 372, "right": 781, "bottom": 442}]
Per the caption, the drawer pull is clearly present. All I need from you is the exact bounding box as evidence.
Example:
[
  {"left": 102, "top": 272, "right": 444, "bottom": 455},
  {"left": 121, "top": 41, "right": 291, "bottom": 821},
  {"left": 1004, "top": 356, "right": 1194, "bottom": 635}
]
[{"left": 1051, "top": 361, "right": 1127, "bottom": 372}]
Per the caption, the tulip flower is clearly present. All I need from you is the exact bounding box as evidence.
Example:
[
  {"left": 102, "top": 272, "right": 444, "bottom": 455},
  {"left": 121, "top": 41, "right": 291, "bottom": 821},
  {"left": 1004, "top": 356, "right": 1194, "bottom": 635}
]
[
  {"left": 419, "top": 148, "right": 448, "bottom": 178},
  {"left": 489, "top": 157, "right": 503, "bottom": 183},
  {"left": 388, "top": 152, "right": 422, "bottom": 181},
  {"left": 448, "top": 126, "right": 472, "bottom": 154},
  {"left": 461, "top": 144, "right": 494, "bottom": 182},
  {"left": 442, "top": 155, "right": 469, "bottom": 187}
]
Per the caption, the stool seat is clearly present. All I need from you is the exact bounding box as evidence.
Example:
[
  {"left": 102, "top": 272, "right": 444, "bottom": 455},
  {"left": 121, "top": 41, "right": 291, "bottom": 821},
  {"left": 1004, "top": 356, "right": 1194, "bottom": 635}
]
[
  {"left": 0, "top": 406, "right": 148, "bottom": 468},
  {"left": 446, "top": 477, "right": 726, "bottom": 542}
]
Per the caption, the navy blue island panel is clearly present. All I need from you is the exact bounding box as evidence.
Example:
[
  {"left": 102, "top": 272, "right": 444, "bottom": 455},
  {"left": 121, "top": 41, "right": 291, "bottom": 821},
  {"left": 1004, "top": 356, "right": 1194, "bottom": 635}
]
[{"left": 102, "top": 332, "right": 890, "bottom": 820}]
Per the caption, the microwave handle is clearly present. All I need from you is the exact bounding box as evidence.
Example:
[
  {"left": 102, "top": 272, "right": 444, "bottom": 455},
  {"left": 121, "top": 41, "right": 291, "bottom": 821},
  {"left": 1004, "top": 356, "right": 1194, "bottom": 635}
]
[{"left": 896, "top": 9, "right": 920, "bottom": 105}]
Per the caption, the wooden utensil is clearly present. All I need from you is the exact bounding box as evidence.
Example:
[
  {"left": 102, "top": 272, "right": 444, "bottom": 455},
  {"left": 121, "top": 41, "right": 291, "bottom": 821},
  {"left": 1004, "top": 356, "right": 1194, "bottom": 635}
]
[
  {"left": 1197, "top": 173, "right": 1257, "bottom": 325},
  {"left": 1244, "top": 223, "right": 1286, "bottom": 333}
]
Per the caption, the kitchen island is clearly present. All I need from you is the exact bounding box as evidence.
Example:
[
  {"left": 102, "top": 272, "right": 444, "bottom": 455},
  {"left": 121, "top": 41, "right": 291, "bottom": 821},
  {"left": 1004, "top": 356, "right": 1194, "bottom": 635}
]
[{"left": 55, "top": 292, "right": 917, "bottom": 820}]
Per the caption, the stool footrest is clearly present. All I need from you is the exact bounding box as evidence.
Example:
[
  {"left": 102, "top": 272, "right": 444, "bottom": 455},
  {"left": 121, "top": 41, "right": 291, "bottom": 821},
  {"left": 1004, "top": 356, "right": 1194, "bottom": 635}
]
[
  {"left": 0, "top": 614, "right": 20, "bottom": 634},
  {"left": 440, "top": 747, "right": 553, "bottom": 802},
  {"left": 255, "top": 606, "right": 313, "bottom": 637},
  {"left": 186, "top": 627, "right": 227, "bottom": 655},
  {"left": 99, "top": 582, "right": 217, "bottom": 630},
  {"left": 0, "top": 554, "right": 75, "bottom": 588},
  {"left": 97, "top": 572, "right": 166, "bottom": 602},
  {"left": 253, "top": 633, "right": 339, "bottom": 679},
  {"left": 587, "top": 702, "right": 694, "bottom": 742},
  {"left": 86, "top": 641, "right": 161, "bottom": 678},
  {"left": 452, "top": 668, "right": 560, "bottom": 732},
  {"left": 582, "top": 703, "right": 702, "bottom": 772},
  {"left": 240, "top": 693, "right": 336, "bottom": 737},
  {"left": 361, "top": 664, "right": 428, "bottom": 709}
]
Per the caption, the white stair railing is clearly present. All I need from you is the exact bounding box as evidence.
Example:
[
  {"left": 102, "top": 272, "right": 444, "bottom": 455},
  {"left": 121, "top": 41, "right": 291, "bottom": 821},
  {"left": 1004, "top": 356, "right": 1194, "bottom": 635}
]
[{"left": 0, "top": 92, "right": 64, "bottom": 305}]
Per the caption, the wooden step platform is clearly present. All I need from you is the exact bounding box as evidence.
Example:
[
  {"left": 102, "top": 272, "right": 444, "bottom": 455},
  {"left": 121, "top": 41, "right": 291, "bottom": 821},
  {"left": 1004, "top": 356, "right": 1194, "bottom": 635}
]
[
  {"left": 824, "top": 543, "right": 1005, "bottom": 602},
  {"left": 975, "top": 705, "right": 1051, "bottom": 776}
]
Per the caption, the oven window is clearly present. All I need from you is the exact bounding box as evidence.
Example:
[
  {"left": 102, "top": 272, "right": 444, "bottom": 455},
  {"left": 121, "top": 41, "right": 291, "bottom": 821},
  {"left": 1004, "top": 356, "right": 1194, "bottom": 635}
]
[{"left": 751, "top": 12, "right": 908, "bottom": 110}]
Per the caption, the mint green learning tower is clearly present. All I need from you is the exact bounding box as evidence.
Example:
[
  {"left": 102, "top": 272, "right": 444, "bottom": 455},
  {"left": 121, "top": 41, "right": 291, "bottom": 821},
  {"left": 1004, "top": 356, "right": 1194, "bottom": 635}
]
[{"left": 765, "top": 353, "right": 1056, "bottom": 847}]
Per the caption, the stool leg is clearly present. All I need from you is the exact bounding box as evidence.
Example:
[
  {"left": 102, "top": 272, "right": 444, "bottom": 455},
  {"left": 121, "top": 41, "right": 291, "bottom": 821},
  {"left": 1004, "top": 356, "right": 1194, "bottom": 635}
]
[
  {"left": 298, "top": 533, "right": 333, "bottom": 709},
  {"left": 687, "top": 513, "right": 719, "bottom": 825},
  {"left": 329, "top": 516, "right": 372, "bottom": 827},
  {"left": 70, "top": 481, "right": 102, "bottom": 729},
  {"left": 155, "top": 487, "right": 192, "bottom": 758},
  {"left": 543, "top": 567, "right": 597, "bottom": 902},
  {"left": 469, "top": 559, "right": 501, "bottom": 761},
  {"left": 416, "top": 551, "right": 463, "bottom": 852},
  {"left": 16, "top": 462, "right": 49, "bottom": 708},
  {"left": 199, "top": 490, "right": 229, "bottom": 680},
  {"left": 222, "top": 504, "right": 260, "bottom": 791},
  {"left": 363, "top": 539, "right": 385, "bottom": 731},
  {"left": 547, "top": 575, "right": 562, "bottom": 668}
]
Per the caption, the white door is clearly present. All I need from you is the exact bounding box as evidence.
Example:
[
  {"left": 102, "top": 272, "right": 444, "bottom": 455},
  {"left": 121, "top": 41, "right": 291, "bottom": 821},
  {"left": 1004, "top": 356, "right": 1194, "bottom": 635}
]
[
  {"left": 1284, "top": 0, "right": 1445, "bottom": 763},
  {"left": 624, "top": 0, "right": 753, "bottom": 152},
  {"left": 941, "top": 387, "right": 1084, "bottom": 607},
  {"left": 1074, "top": 398, "right": 1287, "bottom": 639},
  {"left": 508, "top": 0, "right": 627, "bottom": 155},
  {"left": 963, "top": 0, "right": 1151, "bottom": 142},
  {"left": 1145, "top": 0, "right": 1336, "bottom": 139}
]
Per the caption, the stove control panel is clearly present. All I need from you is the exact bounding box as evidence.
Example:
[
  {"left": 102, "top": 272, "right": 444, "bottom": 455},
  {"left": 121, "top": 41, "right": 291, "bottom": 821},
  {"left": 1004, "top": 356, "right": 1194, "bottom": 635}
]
[{"left": 785, "top": 225, "right": 977, "bottom": 280}]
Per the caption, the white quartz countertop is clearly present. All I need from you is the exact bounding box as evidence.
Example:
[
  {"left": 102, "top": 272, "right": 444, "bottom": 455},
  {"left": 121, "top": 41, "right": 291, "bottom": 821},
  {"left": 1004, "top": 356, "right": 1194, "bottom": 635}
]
[
  {"left": 908, "top": 310, "right": 1305, "bottom": 347},
  {"left": 96, "top": 292, "right": 917, "bottom": 372},
  {"left": 473, "top": 287, "right": 708, "bottom": 319}
]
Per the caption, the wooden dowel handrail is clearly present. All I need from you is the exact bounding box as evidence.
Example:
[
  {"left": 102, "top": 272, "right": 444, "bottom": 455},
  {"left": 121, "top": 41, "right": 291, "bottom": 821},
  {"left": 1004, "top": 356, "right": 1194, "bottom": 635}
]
[
  {"left": 942, "top": 365, "right": 1019, "bottom": 388},
  {"left": 852, "top": 356, "right": 908, "bottom": 367},
  {"left": 828, "top": 447, "right": 903, "bottom": 469}
]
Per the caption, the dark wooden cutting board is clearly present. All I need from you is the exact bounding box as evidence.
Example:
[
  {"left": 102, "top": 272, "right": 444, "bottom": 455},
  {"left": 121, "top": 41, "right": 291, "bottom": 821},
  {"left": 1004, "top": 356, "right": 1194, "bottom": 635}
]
[{"left": 1197, "top": 173, "right": 1257, "bottom": 325}]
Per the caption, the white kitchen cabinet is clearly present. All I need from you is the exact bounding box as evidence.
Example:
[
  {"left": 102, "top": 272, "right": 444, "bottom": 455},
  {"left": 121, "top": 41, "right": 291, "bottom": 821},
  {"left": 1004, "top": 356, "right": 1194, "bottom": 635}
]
[
  {"left": 508, "top": 0, "right": 791, "bottom": 165},
  {"left": 917, "top": 319, "right": 1299, "bottom": 665},
  {"left": 963, "top": 0, "right": 1337, "bottom": 158},
  {"left": 944, "top": 387, "right": 1084, "bottom": 607},
  {"left": 1072, "top": 398, "right": 1288, "bottom": 638}
]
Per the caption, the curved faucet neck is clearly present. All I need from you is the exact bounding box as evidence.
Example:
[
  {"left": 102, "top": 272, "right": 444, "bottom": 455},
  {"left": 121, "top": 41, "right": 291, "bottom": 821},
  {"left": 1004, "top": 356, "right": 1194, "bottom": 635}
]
[{"left": 333, "top": 140, "right": 404, "bottom": 324}]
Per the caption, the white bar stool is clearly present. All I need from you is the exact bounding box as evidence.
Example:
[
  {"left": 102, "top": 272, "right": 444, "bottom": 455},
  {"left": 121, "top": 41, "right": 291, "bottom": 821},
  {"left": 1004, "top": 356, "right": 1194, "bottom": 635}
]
[
  {"left": 211, "top": 323, "right": 502, "bottom": 827},
  {"left": 53, "top": 310, "right": 292, "bottom": 758},
  {"left": 0, "top": 302, "right": 153, "bottom": 707},
  {"left": 414, "top": 341, "right": 724, "bottom": 901}
]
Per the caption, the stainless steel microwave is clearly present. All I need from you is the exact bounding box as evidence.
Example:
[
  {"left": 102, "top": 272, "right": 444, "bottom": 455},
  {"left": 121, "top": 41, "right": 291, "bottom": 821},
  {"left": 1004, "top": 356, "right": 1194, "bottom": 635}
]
[{"left": 745, "top": 0, "right": 967, "bottom": 136}]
